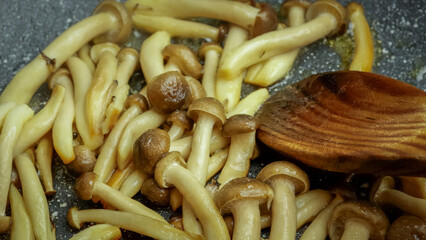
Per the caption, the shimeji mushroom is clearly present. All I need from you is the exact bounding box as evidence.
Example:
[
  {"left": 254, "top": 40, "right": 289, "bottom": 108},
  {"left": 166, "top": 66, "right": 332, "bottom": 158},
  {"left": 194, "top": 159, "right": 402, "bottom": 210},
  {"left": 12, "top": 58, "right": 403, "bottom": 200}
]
[
  {"left": 125, "top": 0, "right": 277, "bottom": 36},
  {"left": 67, "top": 56, "right": 104, "bottom": 150},
  {"left": 198, "top": 42, "right": 223, "bottom": 98},
  {"left": 94, "top": 93, "right": 148, "bottom": 181},
  {"left": 119, "top": 169, "right": 149, "bottom": 198},
  {"left": 141, "top": 178, "right": 171, "bottom": 207},
  {"left": 35, "top": 134, "right": 56, "bottom": 196},
  {"left": 0, "top": 102, "right": 17, "bottom": 126},
  {"left": 217, "top": 114, "right": 259, "bottom": 188},
  {"left": 0, "top": 0, "right": 132, "bottom": 104},
  {"left": 9, "top": 184, "right": 34, "bottom": 240},
  {"left": 256, "top": 161, "right": 309, "bottom": 240},
  {"left": 12, "top": 84, "right": 65, "bottom": 157},
  {"left": 386, "top": 215, "right": 426, "bottom": 240},
  {"left": 347, "top": 2, "right": 374, "bottom": 72},
  {"left": 162, "top": 45, "right": 203, "bottom": 79},
  {"left": 67, "top": 145, "right": 97, "bottom": 176},
  {"left": 154, "top": 151, "right": 230, "bottom": 240},
  {"left": 69, "top": 223, "right": 121, "bottom": 240},
  {"left": 295, "top": 189, "right": 333, "bottom": 229},
  {"left": 370, "top": 176, "right": 426, "bottom": 219},
  {"left": 0, "top": 104, "right": 33, "bottom": 219},
  {"left": 105, "top": 162, "right": 136, "bottom": 191},
  {"left": 215, "top": 177, "right": 274, "bottom": 240},
  {"left": 226, "top": 88, "right": 269, "bottom": 118},
  {"left": 74, "top": 172, "right": 166, "bottom": 223},
  {"left": 140, "top": 31, "right": 171, "bottom": 83},
  {"left": 49, "top": 68, "right": 76, "bottom": 164},
  {"left": 328, "top": 201, "right": 389, "bottom": 240},
  {"left": 166, "top": 110, "right": 193, "bottom": 141},
  {"left": 68, "top": 207, "right": 197, "bottom": 240},
  {"left": 218, "top": 0, "right": 347, "bottom": 80},
  {"left": 77, "top": 44, "right": 96, "bottom": 74}
]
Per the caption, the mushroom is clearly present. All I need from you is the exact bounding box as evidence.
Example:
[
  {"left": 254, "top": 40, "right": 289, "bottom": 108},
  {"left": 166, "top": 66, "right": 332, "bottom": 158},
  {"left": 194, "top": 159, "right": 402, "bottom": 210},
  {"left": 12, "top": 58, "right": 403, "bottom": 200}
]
[
  {"left": 256, "top": 161, "right": 309, "bottom": 240},
  {"left": 347, "top": 2, "right": 374, "bottom": 72},
  {"left": 14, "top": 151, "right": 54, "bottom": 240},
  {"left": 103, "top": 47, "right": 140, "bottom": 133},
  {"left": 77, "top": 44, "right": 96, "bottom": 74},
  {"left": 140, "top": 31, "right": 171, "bottom": 83},
  {"left": 12, "top": 84, "right": 65, "bottom": 157},
  {"left": 328, "top": 201, "right": 389, "bottom": 240},
  {"left": 141, "top": 178, "right": 171, "bottom": 207},
  {"left": 218, "top": 0, "right": 347, "bottom": 80},
  {"left": 386, "top": 215, "right": 426, "bottom": 240},
  {"left": 370, "top": 176, "right": 426, "bottom": 219},
  {"left": 166, "top": 110, "right": 193, "bottom": 141},
  {"left": 125, "top": 0, "right": 277, "bottom": 36},
  {"left": 0, "top": 102, "right": 17, "bottom": 126},
  {"left": 9, "top": 184, "right": 34, "bottom": 240},
  {"left": 217, "top": 114, "right": 259, "bottom": 187},
  {"left": 226, "top": 88, "right": 269, "bottom": 118},
  {"left": 207, "top": 146, "right": 230, "bottom": 181},
  {"left": 215, "top": 177, "right": 274, "bottom": 240},
  {"left": 0, "top": 0, "right": 131, "bottom": 104},
  {"left": 185, "top": 76, "right": 207, "bottom": 103},
  {"left": 0, "top": 104, "right": 33, "bottom": 218},
  {"left": 132, "top": 14, "right": 220, "bottom": 41},
  {"left": 74, "top": 172, "right": 166, "bottom": 223},
  {"left": 119, "top": 169, "right": 149, "bottom": 198},
  {"left": 67, "top": 145, "right": 97, "bottom": 176},
  {"left": 162, "top": 45, "right": 203, "bottom": 79},
  {"left": 70, "top": 224, "right": 121, "bottom": 240},
  {"left": 35, "top": 134, "right": 55, "bottom": 196},
  {"left": 67, "top": 56, "right": 104, "bottom": 150},
  {"left": 94, "top": 93, "right": 148, "bottom": 179},
  {"left": 154, "top": 151, "right": 230, "bottom": 240},
  {"left": 400, "top": 176, "right": 426, "bottom": 199},
  {"left": 198, "top": 42, "right": 223, "bottom": 98},
  {"left": 86, "top": 42, "right": 120, "bottom": 135},
  {"left": 67, "top": 207, "right": 197, "bottom": 240},
  {"left": 295, "top": 189, "right": 333, "bottom": 229}
]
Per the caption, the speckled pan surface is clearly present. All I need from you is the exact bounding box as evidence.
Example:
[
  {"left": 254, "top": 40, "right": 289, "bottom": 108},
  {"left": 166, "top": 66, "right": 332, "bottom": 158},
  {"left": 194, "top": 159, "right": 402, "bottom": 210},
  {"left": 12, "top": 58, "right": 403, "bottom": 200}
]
[{"left": 0, "top": 0, "right": 425, "bottom": 239}]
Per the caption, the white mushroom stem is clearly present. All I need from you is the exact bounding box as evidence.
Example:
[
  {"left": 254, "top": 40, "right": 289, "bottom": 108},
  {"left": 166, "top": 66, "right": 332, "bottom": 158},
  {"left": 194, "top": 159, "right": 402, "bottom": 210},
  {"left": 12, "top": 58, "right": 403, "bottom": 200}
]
[
  {"left": 0, "top": 104, "right": 33, "bottom": 216},
  {"left": 93, "top": 105, "right": 144, "bottom": 183},
  {"left": 77, "top": 44, "right": 96, "bottom": 75},
  {"left": 232, "top": 199, "right": 261, "bottom": 240},
  {"left": 68, "top": 208, "right": 196, "bottom": 240},
  {"left": 119, "top": 169, "right": 149, "bottom": 198},
  {"left": 215, "top": 24, "right": 249, "bottom": 112},
  {"left": 50, "top": 69, "right": 76, "bottom": 164},
  {"left": 9, "top": 184, "right": 34, "bottom": 240},
  {"left": 67, "top": 56, "right": 104, "bottom": 150},
  {"left": 13, "top": 85, "right": 65, "bottom": 157},
  {"left": 226, "top": 88, "right": 269, "bottom": 118},
  {"left": 140, "top": 31, "right": 171, "bottom": 83},
  {"left": 0, "top": 102, "right": 17, "bottom": 126},
  {"left": 207, "top": 146, "right": 229, "bottom": 181},
  {"left": 117, "top": 109, "right": 167, "bottom": 170},
  {"left": 347, "top": 2, "right": 374, "bottom": 72},
  {"left": 105, "top": 162, "right": 136, "bottom": 191},
  {"left": 132, "top": 14, "right": 219, "bottom": 41},
  {"left": 14, "top": 152, "right": 53, "bottom": 240},
  {"left": 295, "top": 189, "right": 333, "bottom": 228},
  {"left": 0, "top": 0, "right": 131, "bottom": 104},
  {"left": 70, "top": 224, "right": 121, "bottom": 240},
  {"left": 199, "top": 44, "right": 222, "bottom": 98},
  {"left": 35, "top": 134, "right": 55, "bottom": 196},
  {"left": 218, "top": 8, "right": 342, "bottom": 80},
  {"left": 340, "top": 220, "right": 371, "bottom": 240},
  {"left": 125, "top": 0, "right": 259, "bottom": 30},
  {"left": 300, "top": 195, "right": 344, "bottom": 240}
]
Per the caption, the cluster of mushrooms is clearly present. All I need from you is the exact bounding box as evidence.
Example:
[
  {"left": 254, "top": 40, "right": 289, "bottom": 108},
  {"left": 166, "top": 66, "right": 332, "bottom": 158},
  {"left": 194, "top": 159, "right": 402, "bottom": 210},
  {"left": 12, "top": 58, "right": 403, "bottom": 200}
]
[{"left": 0, "top": 0, "right": 425, "bottom": 239}]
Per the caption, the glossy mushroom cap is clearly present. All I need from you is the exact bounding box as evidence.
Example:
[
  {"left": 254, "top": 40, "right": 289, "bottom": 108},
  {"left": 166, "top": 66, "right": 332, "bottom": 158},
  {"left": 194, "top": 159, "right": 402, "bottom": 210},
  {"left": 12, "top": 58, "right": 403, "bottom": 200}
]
[
  {"left": 67, "top": 145, "right": 97, "bottom": 176},
  {"left": 256, "top": 161, "right": 309, "bottom": 195},
  {"left": 387, "top": 215, "right": 426, "bottom": 240},
  {"left": 252, "top": 2, "right": 278, "bottom": 38},
  {"left": 147, "top": 71, "right": 190, "bottom": 114},
  {"left": 328, "top": 201, "right": 389, "bottom": 240},
  {"left": 92, "top": 0, "right": 132, "bottom": 45},
  {"left": 186, "top": 76, "right": 206, "bottom": 102},
  {"left": 167, "top": 110, "right": 194, "bottom": 132},
  {"left": 280, "top": 0, "right": 311, "bottom": 15},
  {"left": 162, "top": 44, "right": 203, "bottom": 79},
  {"left": 198, "top": 42, "right": 223, "bottom": 59},
  {"left": 133, "top": 129, "right": 171, "bottom": 176},
  {"left": 141, "top": 178, "right": 171, "bottom": 207},
  {"left": 214, "top": 177, "right": 274, "bottom": 215},
  {"left": 305, "top": 0, "right": 347, "bottom": 37},
  {"left": 222, "top": 114, "right": 259, "bottom": 137},
  {"left": 187, "top": 97, "right": 226, "bottom": 127},
  {"left": 155, "top": 151, "right": 187, "bottom": 188},
  {"left": 124, "top": 93, "right": 149, "bottom": 112},
  {"left": 74, "top": 172, "right": 98, "bottom": 200}
]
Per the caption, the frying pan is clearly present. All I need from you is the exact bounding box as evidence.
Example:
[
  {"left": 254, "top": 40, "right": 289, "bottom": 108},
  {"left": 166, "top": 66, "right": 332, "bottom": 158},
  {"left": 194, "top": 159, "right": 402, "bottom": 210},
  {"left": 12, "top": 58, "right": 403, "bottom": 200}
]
[{"left": 0, "top": 0, "right": 425, "bottom": 239}]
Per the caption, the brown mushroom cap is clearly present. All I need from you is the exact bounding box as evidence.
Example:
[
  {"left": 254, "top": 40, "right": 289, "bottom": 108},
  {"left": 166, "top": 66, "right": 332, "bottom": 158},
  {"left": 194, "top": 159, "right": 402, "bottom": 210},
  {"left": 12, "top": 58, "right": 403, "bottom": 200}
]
[
  {"left": 198, "top": 42, "right": 223, "bottom": 59},
  {"left": 92, "top": 0, "right": 132, "bottom": 45},
  {"left": 167, "top": 110, "right": 193, "bottom": 132},
  {"left": 214, "top": 177, "right": 274, "bottom": 215},
  {"left": 185, "top": 76, "right": 206, "bottom": 103},
  {"left": 222, "top": 114, "right": 259, "bottom": 137},
  {"left": 124, "top": 93, "right": 149, "bottom": 112},
  {"left": 387, "top": 215, "right": 426, "bottom": 240},
  {"left": 187, "top": 97, "right": 226, "bottom": 127},
  {"left": 280, "top": 0, "right": 311, "bottom": 16},
  {"left": 74, "top": 172, "right": 98, "bottom": 200},
  {"left": 256, "top": 161, "right": 309, "bottom": 195},
  {"left": 328, "top": 201, "right": 389, "bottom": 240},
  {"left": 154, "top": 151, "right": 187, "bottom": 188},
  {"left": 162, "top": 44, "right": 203, "bottom": 79},
  {"left": 252, "top": 2, "right": 278, "bottom": 38},
  {"left": 147, "top": 71, "right": 190, "bottom": 114},
  {"left": 133, "top": 129, "right": 171, "bottom": 176},
  {"left": 141, "top": 178, "right": 171, "bottom": 207},
  {"left": 67, "top": 145, "right": 97, "bottom": 176},
  {"left": 305, "top": 0, "right": 347, "bottom": 37}
]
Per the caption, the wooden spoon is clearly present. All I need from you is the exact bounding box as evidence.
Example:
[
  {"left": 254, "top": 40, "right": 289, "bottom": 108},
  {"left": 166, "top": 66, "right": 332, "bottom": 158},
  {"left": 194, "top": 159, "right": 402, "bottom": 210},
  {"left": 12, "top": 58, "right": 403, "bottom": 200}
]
[{"left": 256, "top": 71, "right": 426, "bottom": 176}]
